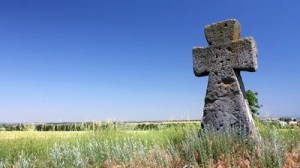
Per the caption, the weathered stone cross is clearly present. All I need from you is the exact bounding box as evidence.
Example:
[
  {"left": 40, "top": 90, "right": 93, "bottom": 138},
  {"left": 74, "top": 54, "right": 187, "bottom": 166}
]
[{"left": 193, "top": 19, "right": 259, "bottom": 137}]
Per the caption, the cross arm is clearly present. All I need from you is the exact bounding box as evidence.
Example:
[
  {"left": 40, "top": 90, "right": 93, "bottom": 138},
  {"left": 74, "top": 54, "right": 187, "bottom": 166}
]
[
  {"left": 230, "top": 37, "right": 258, "bottom": 72},
  {"left": 193, "top": 46, "right": 211, "bottom": 77}
]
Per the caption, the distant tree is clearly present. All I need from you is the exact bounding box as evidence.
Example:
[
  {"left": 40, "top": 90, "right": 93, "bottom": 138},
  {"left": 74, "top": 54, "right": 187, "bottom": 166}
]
[{"left": 246, "top": 90, "right": 262, "bottom": 117}]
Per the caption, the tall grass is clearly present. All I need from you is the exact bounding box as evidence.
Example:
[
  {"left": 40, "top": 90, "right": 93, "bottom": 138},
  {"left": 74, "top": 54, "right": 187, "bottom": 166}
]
[{"left": 0, "top": 122, "right": 299, "bottom": 167}]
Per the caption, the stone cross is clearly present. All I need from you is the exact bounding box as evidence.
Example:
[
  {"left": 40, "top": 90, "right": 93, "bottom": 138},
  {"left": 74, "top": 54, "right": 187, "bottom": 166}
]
[{"left": 193, "top": 19, "right": 259, "bottom": 137}]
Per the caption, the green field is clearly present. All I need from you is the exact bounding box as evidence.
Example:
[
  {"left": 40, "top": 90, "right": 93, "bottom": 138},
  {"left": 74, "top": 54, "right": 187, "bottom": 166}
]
[{"left": 0, "top": 122, "right": 299, "bottom": 168}]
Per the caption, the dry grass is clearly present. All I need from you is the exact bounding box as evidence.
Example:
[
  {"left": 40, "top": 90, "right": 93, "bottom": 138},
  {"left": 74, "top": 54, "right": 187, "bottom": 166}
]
[
  {"left": 0, "top": 131, "right": 87, "bottom": 140},
  {"left": 0, "top": 123, "right": 299, "bottom": 167}
]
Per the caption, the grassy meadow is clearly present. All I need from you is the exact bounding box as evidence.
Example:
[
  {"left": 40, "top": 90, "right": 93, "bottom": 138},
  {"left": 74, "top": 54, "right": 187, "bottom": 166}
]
[{"left": 0, "top": 122, "right": 299, "bottom": 168}]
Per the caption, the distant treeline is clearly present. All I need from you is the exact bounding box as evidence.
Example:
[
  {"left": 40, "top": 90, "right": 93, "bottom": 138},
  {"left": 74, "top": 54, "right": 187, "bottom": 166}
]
[
  {"left": 0, "top": 122, "right": 200, "bottom": 131},
  {"left": 0, "top": 122, "right": 116, "bottom": 131}
]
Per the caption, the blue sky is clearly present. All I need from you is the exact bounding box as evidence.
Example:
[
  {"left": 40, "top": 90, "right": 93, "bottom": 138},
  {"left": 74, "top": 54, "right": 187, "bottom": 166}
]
[{"left": 0, "top": 1, "right": 299, "bottom": 122}]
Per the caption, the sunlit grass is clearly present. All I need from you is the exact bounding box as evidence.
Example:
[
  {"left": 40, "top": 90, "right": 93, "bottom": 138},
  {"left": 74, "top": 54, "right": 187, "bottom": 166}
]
[{"left": 0, "top": 123, "right": 299, "bottom": 167}]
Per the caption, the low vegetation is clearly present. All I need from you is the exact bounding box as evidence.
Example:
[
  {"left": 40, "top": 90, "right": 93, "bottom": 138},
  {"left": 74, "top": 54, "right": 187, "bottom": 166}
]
[{"left": 0, "top": 122, "right": 299, "bottom": 167}]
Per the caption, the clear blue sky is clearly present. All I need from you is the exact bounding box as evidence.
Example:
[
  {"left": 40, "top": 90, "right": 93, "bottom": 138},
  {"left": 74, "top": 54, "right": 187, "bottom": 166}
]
[{"left": 0, "top": 1, "right": 299, "bottom": 122}]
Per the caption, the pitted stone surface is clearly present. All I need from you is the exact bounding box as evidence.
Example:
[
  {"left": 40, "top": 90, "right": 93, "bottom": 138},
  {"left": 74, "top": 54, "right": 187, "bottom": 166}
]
[{"left": 193, "top": 19, "right": 259, "bottom": 137}]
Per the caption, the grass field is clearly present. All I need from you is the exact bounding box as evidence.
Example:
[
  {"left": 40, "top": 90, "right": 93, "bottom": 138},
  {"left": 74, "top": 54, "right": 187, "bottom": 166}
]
[{"left": 0, "top": 122, "right": 299, "bottom": 168}]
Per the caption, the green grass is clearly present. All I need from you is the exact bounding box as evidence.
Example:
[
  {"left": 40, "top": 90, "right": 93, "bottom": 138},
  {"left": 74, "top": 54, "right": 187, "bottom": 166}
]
[{"left": 0, "top": 123, "right": 299, "bottom": 167}]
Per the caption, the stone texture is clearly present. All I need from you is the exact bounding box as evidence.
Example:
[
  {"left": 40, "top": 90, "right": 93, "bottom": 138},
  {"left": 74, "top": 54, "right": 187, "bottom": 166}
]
[{"left": 193, "top": 19, "right": 259, "bottom": 137}]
